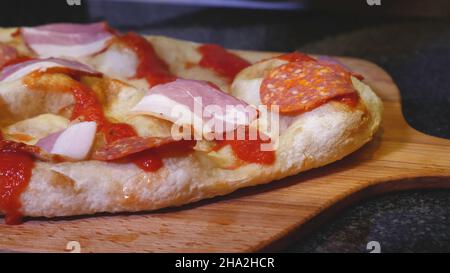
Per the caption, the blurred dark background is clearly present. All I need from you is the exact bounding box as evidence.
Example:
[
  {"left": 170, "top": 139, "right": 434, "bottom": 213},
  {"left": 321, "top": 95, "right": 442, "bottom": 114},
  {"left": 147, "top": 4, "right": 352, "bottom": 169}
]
[{"left": 1, "top": 0, "right": 449, "bottom": 252}]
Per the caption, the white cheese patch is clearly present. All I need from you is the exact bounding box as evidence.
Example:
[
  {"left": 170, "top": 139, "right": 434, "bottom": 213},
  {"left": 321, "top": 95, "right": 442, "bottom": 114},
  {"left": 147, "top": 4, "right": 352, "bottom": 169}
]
[{"left": 90, "top": 44, "right": 138, "bottom": 80}]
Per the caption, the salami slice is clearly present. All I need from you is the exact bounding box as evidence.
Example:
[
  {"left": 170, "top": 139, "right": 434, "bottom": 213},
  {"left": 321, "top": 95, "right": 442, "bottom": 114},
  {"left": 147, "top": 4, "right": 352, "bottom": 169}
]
[
  {"left": 260, "top": 61, "right": 356, "bottom": 114},
  {"left": 93, "top": 136, "right": 175, "bottom": 161},
  {"left": 0, "top": 140, "right": 64, "bottom": 162}
]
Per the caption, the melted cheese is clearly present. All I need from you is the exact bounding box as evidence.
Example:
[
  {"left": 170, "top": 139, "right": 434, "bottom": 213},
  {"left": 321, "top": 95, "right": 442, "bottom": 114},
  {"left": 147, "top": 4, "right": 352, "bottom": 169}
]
[{"left": 2, "top": 113, "right": 69, "bottom": 145}]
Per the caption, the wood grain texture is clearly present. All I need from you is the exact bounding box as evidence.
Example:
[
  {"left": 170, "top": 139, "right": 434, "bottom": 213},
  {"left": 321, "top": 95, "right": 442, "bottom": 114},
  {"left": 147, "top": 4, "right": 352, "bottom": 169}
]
[{"left": 0, "top": 53, "right": 449, "bottom": 253}]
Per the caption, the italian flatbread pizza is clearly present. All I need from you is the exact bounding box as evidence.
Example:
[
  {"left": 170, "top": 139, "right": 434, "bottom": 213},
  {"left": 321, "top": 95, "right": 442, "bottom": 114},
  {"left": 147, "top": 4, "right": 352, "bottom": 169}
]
[{"left": 0, "top": 22, "right": 382, "bottom": 224}]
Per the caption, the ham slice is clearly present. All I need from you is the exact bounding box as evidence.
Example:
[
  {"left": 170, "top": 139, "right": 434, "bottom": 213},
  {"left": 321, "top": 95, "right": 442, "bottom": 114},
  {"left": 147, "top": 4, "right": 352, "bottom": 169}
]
[
  {"left": 130, "top": 79, "right": 258, "bottom": 139},
  {"left": 0, "top": 57, "right": 99, "bottom": 82},
  {"left": 21, "top": 22, "right": 113, "bottom": 58},
  {"left": 36, "top": 121, "right": 97, "bottom": 160},
  {"left": 0, "top": 43, "right": 18, "bottom": 68}
]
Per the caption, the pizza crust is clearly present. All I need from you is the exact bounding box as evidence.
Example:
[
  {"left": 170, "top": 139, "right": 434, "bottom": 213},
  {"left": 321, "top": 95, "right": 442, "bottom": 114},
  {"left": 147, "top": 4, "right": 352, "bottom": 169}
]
[{"left": 0, "top": 31, "right": 383, "bottom": 218}]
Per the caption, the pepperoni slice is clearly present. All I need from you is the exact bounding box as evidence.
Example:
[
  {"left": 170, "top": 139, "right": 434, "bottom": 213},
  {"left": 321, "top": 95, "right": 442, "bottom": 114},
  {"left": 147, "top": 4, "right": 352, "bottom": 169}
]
[
  {"left": 0, "top": 140, "right": 63, "bottom": 162},
  {"left": 92, "top": 136, "right": 175, "bottom": 161},
  {"left": 260, "top": 61, "right": 356, "bottom": 114},
  {"left": 215, "top": 127, "right": 275, "bottom": 165},
  {"left": 0, "top": 140, "right": 40, "bottom": 154}
]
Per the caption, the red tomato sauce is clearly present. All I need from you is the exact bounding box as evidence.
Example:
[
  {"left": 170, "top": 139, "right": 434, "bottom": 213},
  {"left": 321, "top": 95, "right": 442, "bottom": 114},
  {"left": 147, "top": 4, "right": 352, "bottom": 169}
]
[
  {"left": 127, "top": 140, "right": 196, "bottom": 172},
  {"left": 118, "top": 32, "right": 176, "bottom": 86},
  {"left": 197, "top": 44, "right": 251, "bottom": 81},
  {"left": 69, "top": 80, "right": 108, "bottom": 127},
  {"left": 132, "top": 151, "right": 163, "bottom": 172},
  {"left": 66, "top": 79, "right": 141, "bottom": 142},
  {"left": 214, "top": 127, "right": 275, "bottom": 165},
  {"left": 0, "top": 56, "right": 32, "bottom": 70},
  {"left": 103, "top": 123, "right": 137, "bottom": 144},
  {"left": 0, "top": 142, "right": 34, "bottom": 225},
  {"left": 337, "top": 92, "right": 359, "bottom": 108}
]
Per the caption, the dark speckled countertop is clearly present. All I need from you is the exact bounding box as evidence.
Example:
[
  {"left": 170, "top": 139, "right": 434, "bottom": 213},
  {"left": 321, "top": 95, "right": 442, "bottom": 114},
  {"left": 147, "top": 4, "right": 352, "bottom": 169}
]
[{"left": 2, "top": 0, "right": 449, "bottom": 253}]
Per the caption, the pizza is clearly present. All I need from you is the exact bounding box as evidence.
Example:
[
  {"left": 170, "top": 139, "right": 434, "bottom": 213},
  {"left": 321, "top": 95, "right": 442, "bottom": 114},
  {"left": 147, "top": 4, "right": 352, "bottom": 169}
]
[{"left": 0, "top": 22, "right": 383, "bottom": 224}]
